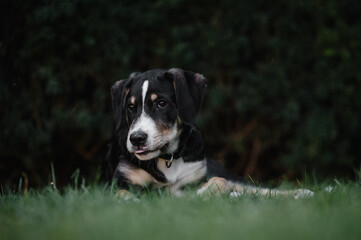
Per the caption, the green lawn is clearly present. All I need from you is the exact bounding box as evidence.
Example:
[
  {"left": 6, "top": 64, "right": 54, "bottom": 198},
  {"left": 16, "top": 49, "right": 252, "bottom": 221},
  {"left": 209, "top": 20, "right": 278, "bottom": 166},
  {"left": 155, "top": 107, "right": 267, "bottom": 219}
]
[{"left": 1, "top": 182, "right": 361, "bottom": 240}]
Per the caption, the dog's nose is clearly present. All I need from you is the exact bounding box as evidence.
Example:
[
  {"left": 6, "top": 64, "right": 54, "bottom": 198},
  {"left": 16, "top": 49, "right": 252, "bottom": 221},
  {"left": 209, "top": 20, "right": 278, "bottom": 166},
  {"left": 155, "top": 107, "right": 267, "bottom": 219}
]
[{"left": 130, "top": 131, "right": 148, "bottom": 146}]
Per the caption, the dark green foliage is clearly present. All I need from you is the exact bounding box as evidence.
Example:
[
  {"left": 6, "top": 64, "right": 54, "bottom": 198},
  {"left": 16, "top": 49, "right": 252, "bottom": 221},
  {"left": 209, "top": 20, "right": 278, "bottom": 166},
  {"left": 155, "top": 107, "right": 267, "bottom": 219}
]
[{"left": 1, "top": 0, "right": 360, "bottom": 187}]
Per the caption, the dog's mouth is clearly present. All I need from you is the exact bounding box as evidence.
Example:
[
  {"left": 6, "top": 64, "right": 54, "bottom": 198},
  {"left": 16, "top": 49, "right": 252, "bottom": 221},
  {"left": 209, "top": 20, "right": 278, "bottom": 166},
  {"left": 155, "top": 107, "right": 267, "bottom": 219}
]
[
  {"left": 133, "top": 144, "right": 169, "bottom": 161},
  {"left": 135, "top": 150, "right": 148, "bottom": 155},
  {"left": 133, "top": 146, "right": 161, "bottom": 160},
  {"left": 134, "top": 147, "right": 149, "bottom": 155}
]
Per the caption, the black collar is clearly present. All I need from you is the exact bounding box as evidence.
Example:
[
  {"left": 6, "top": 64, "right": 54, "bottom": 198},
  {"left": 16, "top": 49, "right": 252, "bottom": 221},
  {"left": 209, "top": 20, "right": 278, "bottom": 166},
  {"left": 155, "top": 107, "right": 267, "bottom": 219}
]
[
  {"left": 159, "top": 154, "right": 174, "bottom": 168},
  {"left": 158, "top": 126, "right": 194, "bottom": 168},
  {"left": 158, "top": 147, "right": 182, "bottom": 168}
]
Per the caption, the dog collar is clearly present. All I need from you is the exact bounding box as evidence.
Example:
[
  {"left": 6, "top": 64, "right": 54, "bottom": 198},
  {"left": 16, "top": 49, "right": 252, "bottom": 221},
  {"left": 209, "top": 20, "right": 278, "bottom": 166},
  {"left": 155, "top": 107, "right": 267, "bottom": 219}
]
[
  {"left": 165, "top": 154, "right": 174, "bottom": 168},
  {"left": 159, "top": 144, "right": 181, "bottom": 168},
  {"left": 158, "top": 126, "right": 194, "bottom": 168},
  {"left": 159, "top": 153, "right": 176, "bottom": 168}
]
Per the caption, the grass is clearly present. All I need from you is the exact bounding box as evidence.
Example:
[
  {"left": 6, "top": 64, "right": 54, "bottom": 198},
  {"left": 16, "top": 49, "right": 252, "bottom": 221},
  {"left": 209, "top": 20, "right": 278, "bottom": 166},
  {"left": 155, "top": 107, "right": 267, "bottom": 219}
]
[{"left": 1, "top": 181, "right": 361, "bottom": 240}]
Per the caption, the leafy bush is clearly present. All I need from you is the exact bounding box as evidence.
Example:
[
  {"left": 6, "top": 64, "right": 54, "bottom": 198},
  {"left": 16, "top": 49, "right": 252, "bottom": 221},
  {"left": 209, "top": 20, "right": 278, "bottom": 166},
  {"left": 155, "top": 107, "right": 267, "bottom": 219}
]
[{"left": 1, "top": 0, "right": 360, "bottom": 187}]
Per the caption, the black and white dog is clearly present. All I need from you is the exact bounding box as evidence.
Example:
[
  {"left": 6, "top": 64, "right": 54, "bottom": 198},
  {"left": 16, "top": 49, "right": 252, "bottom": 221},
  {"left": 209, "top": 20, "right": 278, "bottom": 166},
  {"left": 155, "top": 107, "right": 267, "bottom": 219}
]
[{"left": 102, "top": 68, "right": 313, "bottom": 198}]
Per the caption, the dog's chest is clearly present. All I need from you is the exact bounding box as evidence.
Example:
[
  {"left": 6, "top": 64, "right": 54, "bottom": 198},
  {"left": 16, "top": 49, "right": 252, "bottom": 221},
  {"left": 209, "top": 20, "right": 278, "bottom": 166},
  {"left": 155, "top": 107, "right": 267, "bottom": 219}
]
[{"left": 157, "top": 157, "right": 207, "bottom": 185}]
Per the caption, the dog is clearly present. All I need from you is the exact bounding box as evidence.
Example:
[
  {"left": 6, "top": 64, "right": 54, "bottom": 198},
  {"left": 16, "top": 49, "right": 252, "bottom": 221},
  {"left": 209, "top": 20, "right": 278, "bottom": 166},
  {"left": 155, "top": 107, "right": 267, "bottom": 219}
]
[{"left": 102, "top": 68, "right": 313, "bottom": 198}]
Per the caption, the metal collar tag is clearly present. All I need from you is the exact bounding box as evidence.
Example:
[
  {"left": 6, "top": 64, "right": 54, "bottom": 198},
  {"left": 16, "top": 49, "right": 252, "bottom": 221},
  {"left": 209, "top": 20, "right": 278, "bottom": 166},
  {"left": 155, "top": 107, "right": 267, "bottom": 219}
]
[{"left": 165, "top": 154, "right": 174, "bottom": 168}]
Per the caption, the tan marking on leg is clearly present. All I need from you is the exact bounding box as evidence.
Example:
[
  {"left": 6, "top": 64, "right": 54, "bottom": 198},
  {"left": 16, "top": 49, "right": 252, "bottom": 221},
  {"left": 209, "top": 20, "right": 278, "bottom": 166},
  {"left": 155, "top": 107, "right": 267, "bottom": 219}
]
[
  {"left": 197, "top": 177, "right": 229, "bottom": 196},
  {"left": 118, "top": 163, "right": 155, "bottom": 186},
  {"left": 116, "top": 189, "right": 134, "bottom": 198},
  {"left": 127, "top": 168, "right": 154, "bottom": 186},
  {"left": 115, "top": 190, "right": 140, "bottom": 201}
]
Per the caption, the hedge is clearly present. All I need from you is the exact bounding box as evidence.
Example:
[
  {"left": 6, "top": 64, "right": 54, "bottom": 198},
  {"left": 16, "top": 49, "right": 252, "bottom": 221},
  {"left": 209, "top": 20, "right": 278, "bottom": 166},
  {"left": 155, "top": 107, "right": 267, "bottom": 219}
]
[{"left": 1, "top": 0, "right": 360, "bottom": 187}]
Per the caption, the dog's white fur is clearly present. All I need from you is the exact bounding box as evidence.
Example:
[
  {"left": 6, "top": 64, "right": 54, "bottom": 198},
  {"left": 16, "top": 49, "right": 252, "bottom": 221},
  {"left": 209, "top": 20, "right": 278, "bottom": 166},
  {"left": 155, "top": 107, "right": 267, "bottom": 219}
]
[{"left": 157, "top": 157, "right": 207, "bottom": 196}]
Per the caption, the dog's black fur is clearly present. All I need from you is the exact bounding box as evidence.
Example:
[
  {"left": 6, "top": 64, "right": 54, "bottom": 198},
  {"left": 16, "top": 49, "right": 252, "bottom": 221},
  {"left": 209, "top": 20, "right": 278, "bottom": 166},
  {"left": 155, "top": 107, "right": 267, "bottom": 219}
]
[
  {"left": 101, "top": 68, "right": 245, "bottom": 193},
  {"left": 101, "top": 68, "right": 314, "bottom": 199}
]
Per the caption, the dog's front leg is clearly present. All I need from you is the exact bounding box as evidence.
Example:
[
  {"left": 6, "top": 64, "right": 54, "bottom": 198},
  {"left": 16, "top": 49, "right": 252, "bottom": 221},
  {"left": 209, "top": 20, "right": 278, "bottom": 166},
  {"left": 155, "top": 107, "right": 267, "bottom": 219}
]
[
  {"left": 197, "top": 177, "right": 229, "bottom": 196},
  {"left": 115, "top": 189, "right": 136, "bottom": 200},
  {"left": 166, "top": 183, "right": 184, "bottom": 197}
]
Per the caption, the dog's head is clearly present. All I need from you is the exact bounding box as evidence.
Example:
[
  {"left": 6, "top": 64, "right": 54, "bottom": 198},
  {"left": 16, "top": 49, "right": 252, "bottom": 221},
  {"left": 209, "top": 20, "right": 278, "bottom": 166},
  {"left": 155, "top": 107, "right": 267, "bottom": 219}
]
[{"left": 111, "top": 68, "right": 207, "bottom": 161}]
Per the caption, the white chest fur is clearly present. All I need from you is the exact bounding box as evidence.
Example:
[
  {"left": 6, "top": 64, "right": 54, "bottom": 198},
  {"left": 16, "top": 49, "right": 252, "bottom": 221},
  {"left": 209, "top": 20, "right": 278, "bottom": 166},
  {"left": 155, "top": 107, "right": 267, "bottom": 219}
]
[
  {"left": 116, "top": 157, "right": 207, "bottom": 194},
  {"left": 157, "top": 157, "right": 207, "bottom": 192}
]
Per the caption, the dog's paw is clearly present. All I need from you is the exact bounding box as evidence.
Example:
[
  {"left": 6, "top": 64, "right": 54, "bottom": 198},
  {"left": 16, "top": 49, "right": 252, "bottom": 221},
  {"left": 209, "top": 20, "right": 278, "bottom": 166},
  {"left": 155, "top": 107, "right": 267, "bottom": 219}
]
[
  {"left": 324, "top": 185, "right": 334, "bottom": 192},
  {"left": 293, "top": 189, "right": 314, "bottom": 199},
  {"left": 197, "top": 177, "right": 228, "bottom": 196},
  {"left": 115, "top": 189, "right": 139, "bottom": 202},
  {"left": 170, "top": 190, "right": 184, "bottom": 198},
  {"left": 229, "top": 191, "right": 243, "bottom": 198}
]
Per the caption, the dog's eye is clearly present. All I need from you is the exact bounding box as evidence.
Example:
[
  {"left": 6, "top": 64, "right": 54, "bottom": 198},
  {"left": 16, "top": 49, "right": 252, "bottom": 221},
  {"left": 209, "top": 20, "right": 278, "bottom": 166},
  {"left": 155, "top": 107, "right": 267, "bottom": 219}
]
[
  {"left": 128, "top": 104, "right": 135, "bottom": 112},
  {"left": 157, "top": 101, "right": 167, "bottom": 108}
]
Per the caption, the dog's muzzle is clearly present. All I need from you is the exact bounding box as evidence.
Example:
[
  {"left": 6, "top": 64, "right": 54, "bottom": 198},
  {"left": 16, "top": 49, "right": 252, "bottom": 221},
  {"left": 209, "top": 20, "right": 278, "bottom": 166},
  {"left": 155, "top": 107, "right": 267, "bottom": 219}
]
[{"left": 129, "top": 131, "right": 147, "bottom": 147}]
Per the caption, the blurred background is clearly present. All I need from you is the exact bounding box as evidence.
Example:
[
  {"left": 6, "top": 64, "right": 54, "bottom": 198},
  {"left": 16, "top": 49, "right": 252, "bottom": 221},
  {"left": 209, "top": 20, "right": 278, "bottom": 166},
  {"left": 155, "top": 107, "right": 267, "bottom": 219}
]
[{"left": 1, "top": 0, "right": 361, "bottom": 189}]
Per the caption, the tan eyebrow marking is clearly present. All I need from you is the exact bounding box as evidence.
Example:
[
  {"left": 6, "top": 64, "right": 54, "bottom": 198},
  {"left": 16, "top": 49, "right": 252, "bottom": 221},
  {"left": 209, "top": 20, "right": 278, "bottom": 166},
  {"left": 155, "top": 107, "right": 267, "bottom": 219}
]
[
  {"left": 130, "top": 97, "right": 136, "bottom": 105},
  {"left": 151, "top": 93, "right": 158, "bottom": 101}
]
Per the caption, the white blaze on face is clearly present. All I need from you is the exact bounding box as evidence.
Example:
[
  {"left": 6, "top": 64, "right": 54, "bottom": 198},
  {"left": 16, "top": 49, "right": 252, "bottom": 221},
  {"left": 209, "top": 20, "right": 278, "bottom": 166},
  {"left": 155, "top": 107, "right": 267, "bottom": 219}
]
[
  {"left": 141, "top": 80, "right": 148, "bottom": 111},
  {"left": 127, "top": 81, "right": 159, "bottom": 160},
  {"left": 126, "top": 80, "right": 179, "bottom": 161}
]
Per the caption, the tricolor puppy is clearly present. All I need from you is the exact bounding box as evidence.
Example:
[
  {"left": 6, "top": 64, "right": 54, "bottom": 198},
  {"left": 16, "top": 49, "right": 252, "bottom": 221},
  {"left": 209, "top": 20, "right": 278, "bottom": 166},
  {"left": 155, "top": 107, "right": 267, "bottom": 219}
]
[{"left": 102, "top": 68, "right": 313, "bottom": 198}]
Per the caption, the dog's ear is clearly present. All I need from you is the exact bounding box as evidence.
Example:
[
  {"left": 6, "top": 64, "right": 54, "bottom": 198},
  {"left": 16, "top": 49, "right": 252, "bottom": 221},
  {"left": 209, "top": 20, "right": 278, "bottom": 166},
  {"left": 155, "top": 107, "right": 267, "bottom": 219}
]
[
  {"left": 111, "top": 74, "right": 137, "bottom": 131},
  {"left": 162, "top": 68, "right": 208, "bottom": 125}
]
